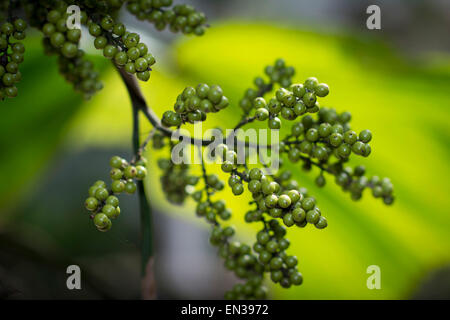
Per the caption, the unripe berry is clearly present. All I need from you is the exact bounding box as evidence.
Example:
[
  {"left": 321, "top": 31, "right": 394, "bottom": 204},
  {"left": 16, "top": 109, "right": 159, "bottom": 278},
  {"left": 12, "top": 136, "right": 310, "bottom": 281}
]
[
  {"left": 125, "top": 180, "right": 137, "bottom": 194},
  {"left": 95, "top": 188, "right": 109, "bottom": 201},
  {"left": 111, "top": 180, "right": 125, "bottom": 193},
  {"left": 85, "top": 197, "right": 98, "bottom": 211}
]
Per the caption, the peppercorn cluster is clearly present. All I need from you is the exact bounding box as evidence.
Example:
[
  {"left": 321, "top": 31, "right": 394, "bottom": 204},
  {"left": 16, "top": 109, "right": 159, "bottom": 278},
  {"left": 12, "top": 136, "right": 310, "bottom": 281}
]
[
  {"left": 1, "top": 0, "right": 207, "bottom": 100},
  {"left": 252, "top": 76, "right": 329, "bottom": 130},
  {"left": 25, "top": 1, "right": 103, "bottom": 98},
  {"left": 87, "top": 15, "right": 155, "bottom": 81},
  {"left": 161, "top": 84, "right": 229, "bottom": 127},
  {"left": 84, "top": 155, "right": 147, "bottom": 231},
  {"left": 158, "top": 155, "right": 200, "bottom": 205},
  {"left": 126, "top": 0, "right": 207, "bottom": 35},
  {"left": 0, "top": 18, "right": 27, "bottom": 100},
  {"left": 239, "top": 58, "right": 296, "bottom": 115}
]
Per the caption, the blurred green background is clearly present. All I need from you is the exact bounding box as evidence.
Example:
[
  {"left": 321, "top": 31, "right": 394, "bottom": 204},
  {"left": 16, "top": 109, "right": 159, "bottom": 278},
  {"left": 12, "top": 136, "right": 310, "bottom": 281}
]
[{"left": 1, "top": 0, "right": 449, "bottom": 299}]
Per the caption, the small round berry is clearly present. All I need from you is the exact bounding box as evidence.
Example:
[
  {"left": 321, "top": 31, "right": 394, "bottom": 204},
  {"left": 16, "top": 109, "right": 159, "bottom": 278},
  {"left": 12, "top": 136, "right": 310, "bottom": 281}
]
[
  {"left": 278, "top": 194, "right": 292, "bottom": 208},
  {"left": 271, "top": 270, "right": 283, "bottom": 282},
  {"left": 106, "top": 195, "right": 119, "bottom": 207},
  {"left": 88, "top": 23, "right": 102, "bottom": 37},
  {"left": 114, "top": 52, "right": 128, "bottom": 66},
  {"left": 95, "top": 188, "right": 109, "bottom": 201},
  {"left": 291, "top": 83, "right": 305, "bottom": 97},
  {"left": 249, "top": 168, "right": 262, "bottom": 180},
  {"left": 344, "top": 130, "right": 358, "bottom": 145},
  {"left": 329, "top": 132, "right": 343, "bottom": 147},
  {"left": 111, "top": 180, "right": 125, "bottom": 193},
  {"left": 313, "top": 146, "right": 328, "bottom": 161},
  {"left": 61, "top": 42, "right": 78, "bottom": 58},
  {"left": 101, "top": 16, "right": 114, "bottom": 31},
  {"left": 302, "top": 197, "right": 316, "bottom": 211},
  {"left": 255, "top": 108, "right": 269, "bottom": 121},
  {"left": 352, "top": 141, "right": 365, "bottom": 155},
  {"left": 125, "top": 62, "right": 136, "bottom": 74},
  {"left": 110, "top": 168, "right": 123, "bottom": 180},
  {"left": 85, "top": 197, "right": 98, "bottom": 211},
  {"left": 94, "top": 213, "right": 110, "bottom": 228},
  {"left": 124, "top": 166, "right": 137, "bottom": 179},
  {"left": 304, "top": 77, "right": 319, "bottom": 90},
  {"left": 315, "top": 216, "right": 328, "bottom": 229},
  {"left": 136, "top": 166, "right": 147, "bottom": 179},
  {"left": 195, "top": 83, "right": 209, "bottom": 98},
  {"left": 306, "top": 128, "right": 319, "bottom": 142},
  {"left": 1, "top": 22, "right": 14, "bottom": 35},
  {"left": 232, "top": 183, "right": 244, "bottom": 196},
  {"left": 14, "top": 19, "right": 27, "bottom": 32},
  {"left": 254, "top": 97, "right": 266, "bottom": 109},
  {"left": 285, "top": 255, "right": 298, "bottom": 268},
  {"left": 42, "top": 23, "right": 55, "bottom": 36},
  {"left": 102, "top": 204, "right": 116, "bottom": 218},
  {"left": 135, "top": 57, "right": 148, "bottom": 72},
  {"left": 306, "top": 209, "right": 320, "bottom": 224},
  {"left": 221, "top": 161, "right": 234, "bottom": 173},
  {"left": 208, "top": 85, "right": 223, "bottom": 104},
  {"left": 143, "top": 53, "right": 156, "bottom": 66},
  {"left": 359, "top": 129, "right": 372, "bottom": 143},
  {"left": 113, "top": 23, "right": 126, "bottom": 36},
  {"left": 270, "top": 208, "right": 282, "bottom": 218},
  {"left": 318, "top": 123, "right": 332, "bottom": 137},
  {"left": 103, "top": 45, "right": 118, "bottom": 59},
  {"left": 94, "top": 36, "right": 108, "bottom": 49},
  {"left": 287, "top": 190, "right": 300, "bottom": 203},
  {"left": 67, "top": 29, "right": 81, "bottom": 43},
  {"left": 283, "top": 213, "right": 295, "bottom": 227},
  {"left": 268, "top": 117, "right": 281, "bottom": 130},
  {"left": 302, "top": 92, "right": 317, "bottom": 108},
  {"left": 128, "top": 48, "right": 141, "bottom": 61},
  {"left": 257, "top": 231, "right": 270, "bottom": 245},
  {"left": 265, "top": 194, "right": 278, "bottom": 208},
  {"left": 363, "top": 144, "right": 371, "bottom": 157},
  {"left": 315, "top": 83, "right": 329, "bottom": 97},
  {"left": 338, "top": 143, "right": 351, "bottom": 158},
  {"left": 274, "top": 58, "right": 285, "bottom": 69},
  {"left": 12, "top": 42, "right": 25, "bottom": 53},
  {"left": 110, "top": 156, "right": 124, "bottom": 168},
  {"left": 270, "top": 257, "right": 283, "bottom": 270},
  {"left": 265, "top": 240, "right": 278, "bottom": 253},
  {"left": 50, "top": 32, "right": 65, "bottom": 48},
  {"left": 292, "top": 207, "right": 306, "bottom": 222},
  {"left": 290, "top": 272, "right": 303, "bottom": 285},
  {"left": 125, "top": 180, "right": 137, "bottom": 194},
  {"left": 315, "top": 175, "right": 326, "bottom": 187}
]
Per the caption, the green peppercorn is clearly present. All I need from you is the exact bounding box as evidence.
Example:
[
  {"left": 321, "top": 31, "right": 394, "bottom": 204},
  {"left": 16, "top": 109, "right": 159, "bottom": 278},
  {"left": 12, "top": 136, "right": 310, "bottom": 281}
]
[
  {"left": 344, "top": 130, "right": 358, "bottom": 145},
  {"left": 232, "top": 183, "right": 244, "bottom": 195},
  {"left": 315, "top": 216, "right": 328, "bottom": 229},
  {"left": 315, "top": 83, "right": 329, "bottom": 97},
  {"left": 268, "top": 117, "right": 281, "bottom": 130},
  {"left": 359, "top": 129, "right": 372, "bottom": 143},
  {"left": 85, "top": 197, "right": 98, "bottom": 211},
  {"left": 306, "top": 209, "right": 320, "bottom": 224}
]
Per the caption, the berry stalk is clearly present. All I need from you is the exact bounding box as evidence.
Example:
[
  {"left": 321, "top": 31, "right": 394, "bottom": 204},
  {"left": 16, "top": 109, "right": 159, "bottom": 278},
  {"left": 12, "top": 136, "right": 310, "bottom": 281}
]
[{"left": 118, "top": 66, "right": 156, "bottom": 299}]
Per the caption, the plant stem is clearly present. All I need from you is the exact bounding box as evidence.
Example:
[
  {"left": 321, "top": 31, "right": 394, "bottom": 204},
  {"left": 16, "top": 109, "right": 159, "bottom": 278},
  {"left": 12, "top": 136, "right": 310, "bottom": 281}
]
[{"left": 118, "top": 67, "right": 156, "bottom": 299}]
